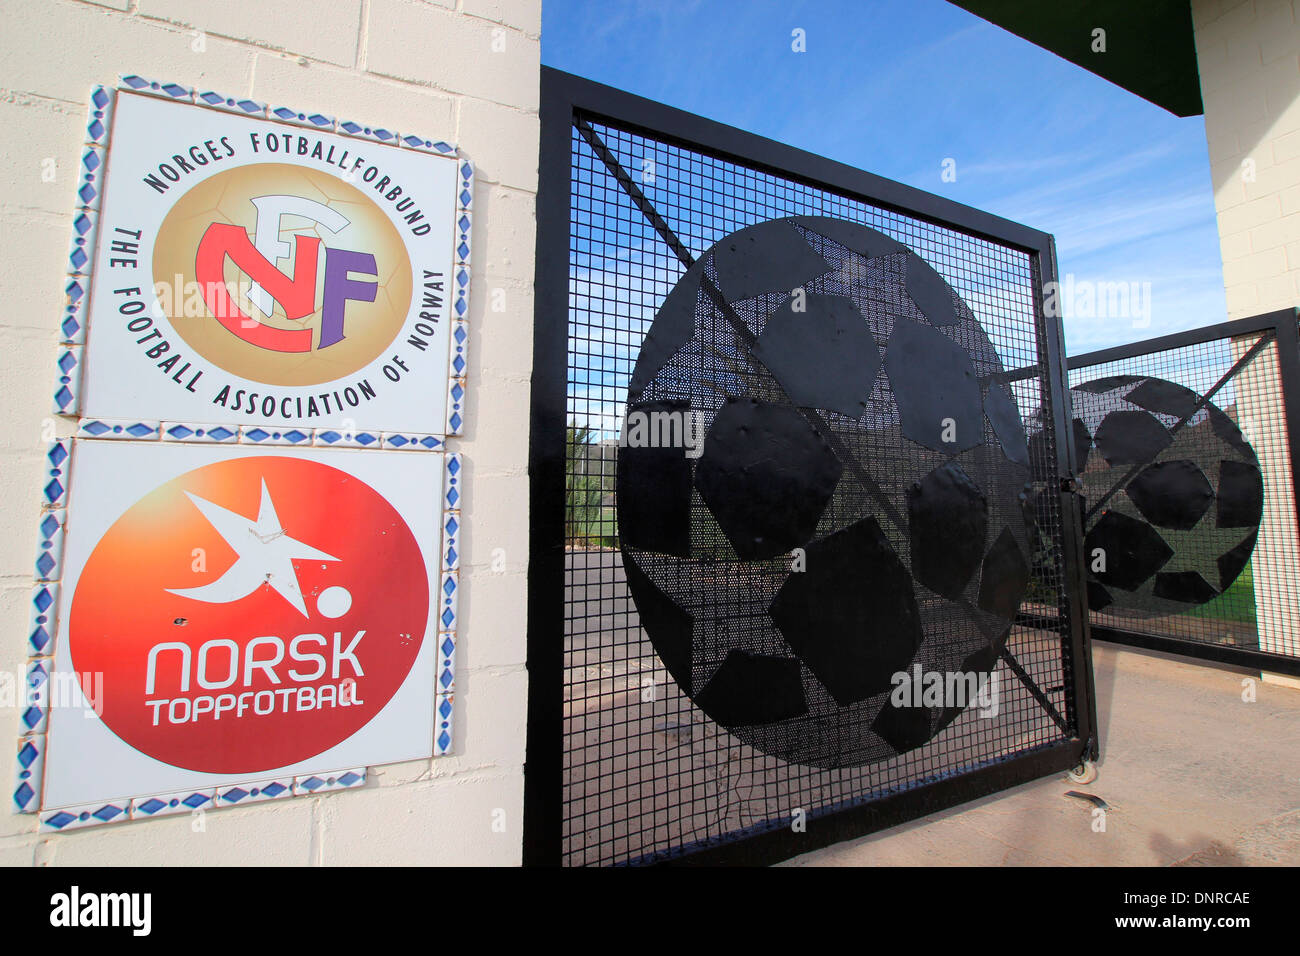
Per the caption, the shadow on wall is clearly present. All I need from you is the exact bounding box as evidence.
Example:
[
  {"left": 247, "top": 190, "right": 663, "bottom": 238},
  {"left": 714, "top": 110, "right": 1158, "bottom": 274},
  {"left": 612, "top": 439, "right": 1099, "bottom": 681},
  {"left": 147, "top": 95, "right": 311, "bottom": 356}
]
[{"left": 1200, "top": 16, "right": 1300, "bottom": 196}]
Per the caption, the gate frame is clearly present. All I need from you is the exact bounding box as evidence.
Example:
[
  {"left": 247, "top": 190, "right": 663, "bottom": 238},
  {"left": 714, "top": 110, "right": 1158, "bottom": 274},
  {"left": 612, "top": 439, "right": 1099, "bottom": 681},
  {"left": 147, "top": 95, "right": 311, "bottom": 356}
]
[
  {"left": 525, "top": 66, "right": 1098, "bottom": 867},
  {"left": 1068, "top": 308, "right": 1300, "bottom": 677}
]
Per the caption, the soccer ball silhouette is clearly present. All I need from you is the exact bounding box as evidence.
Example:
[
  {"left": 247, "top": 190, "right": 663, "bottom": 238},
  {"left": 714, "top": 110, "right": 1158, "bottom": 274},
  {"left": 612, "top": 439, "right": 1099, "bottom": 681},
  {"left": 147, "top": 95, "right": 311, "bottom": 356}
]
[
  {"left": 1057, "top": 374, "right": 1263, "bottom": 616},
  {"left": 617, "top": 216, "right": 1038, "bottom": 768}
]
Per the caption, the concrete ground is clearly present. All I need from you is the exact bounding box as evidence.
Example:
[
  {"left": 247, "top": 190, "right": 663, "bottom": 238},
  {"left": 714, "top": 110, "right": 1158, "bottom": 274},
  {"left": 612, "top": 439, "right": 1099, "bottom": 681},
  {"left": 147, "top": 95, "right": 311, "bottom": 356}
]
[{"left": 785, "top": 641, "right": 1300, "bottom": 866}]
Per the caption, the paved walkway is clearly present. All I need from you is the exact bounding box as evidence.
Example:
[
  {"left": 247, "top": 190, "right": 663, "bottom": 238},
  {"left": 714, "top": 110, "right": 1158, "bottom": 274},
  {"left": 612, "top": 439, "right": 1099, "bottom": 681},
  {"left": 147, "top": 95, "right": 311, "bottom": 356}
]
[{"left": 786, "top": 642, "right": 1300, "bottom": 866}]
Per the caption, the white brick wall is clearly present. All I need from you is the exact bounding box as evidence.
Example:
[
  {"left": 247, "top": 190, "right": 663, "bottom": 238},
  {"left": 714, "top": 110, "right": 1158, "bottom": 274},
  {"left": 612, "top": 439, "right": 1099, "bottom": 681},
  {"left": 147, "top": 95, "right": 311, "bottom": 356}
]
[
  {"left": 1196, "top": 1, "right": 1300, "bottom": 683},
  {"left": 0, "top": 0, "right": 539, "bottom": 865},
  {"left": 1194, "top": 0, "right": 1300, "bottom": 314}
]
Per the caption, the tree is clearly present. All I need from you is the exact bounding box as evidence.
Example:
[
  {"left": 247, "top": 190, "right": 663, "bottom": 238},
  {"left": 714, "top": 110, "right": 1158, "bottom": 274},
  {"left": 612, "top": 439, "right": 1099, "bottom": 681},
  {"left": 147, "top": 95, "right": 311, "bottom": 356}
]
[{"left": 566, "top": 421, "right": 617, "bottom": 547}]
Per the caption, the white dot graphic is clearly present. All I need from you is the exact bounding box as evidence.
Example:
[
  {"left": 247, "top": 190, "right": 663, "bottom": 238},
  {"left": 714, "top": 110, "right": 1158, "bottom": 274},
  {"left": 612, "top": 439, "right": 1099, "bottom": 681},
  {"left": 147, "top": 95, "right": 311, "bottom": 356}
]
[{"left": 317, "top": 586, "right": 353, "bottom": 618}]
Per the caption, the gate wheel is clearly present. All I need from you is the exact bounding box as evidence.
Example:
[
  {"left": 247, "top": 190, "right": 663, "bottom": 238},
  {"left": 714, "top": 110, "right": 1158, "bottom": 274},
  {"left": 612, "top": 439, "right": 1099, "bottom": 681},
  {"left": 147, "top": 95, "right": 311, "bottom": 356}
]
[{"left": 1066, "top": 760, "right": 1098, "bottom": 785}]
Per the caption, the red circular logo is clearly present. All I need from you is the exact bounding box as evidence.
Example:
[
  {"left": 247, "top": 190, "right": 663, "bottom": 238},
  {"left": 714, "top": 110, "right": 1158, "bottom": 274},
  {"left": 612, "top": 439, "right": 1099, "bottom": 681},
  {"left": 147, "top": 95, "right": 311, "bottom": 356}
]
[{"left": 69, "top": 456, "right": 429, "bottom": 774}]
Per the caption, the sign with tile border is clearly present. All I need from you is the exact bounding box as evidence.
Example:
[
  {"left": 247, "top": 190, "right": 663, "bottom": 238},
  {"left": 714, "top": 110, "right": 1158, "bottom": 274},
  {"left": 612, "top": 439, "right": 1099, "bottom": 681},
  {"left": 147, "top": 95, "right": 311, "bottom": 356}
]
[
  {"left": 26, "top": 439, "right": 459, "bottom": 828},
  {"left": 58, "top": 77, "right": 472, "bottom": 441}
]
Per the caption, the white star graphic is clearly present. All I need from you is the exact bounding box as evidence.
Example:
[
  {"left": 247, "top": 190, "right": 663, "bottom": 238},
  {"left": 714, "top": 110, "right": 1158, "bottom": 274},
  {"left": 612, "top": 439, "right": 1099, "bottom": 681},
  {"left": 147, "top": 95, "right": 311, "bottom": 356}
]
[{"left": 167, "top": 479, "right": 339, "bottom": 616}]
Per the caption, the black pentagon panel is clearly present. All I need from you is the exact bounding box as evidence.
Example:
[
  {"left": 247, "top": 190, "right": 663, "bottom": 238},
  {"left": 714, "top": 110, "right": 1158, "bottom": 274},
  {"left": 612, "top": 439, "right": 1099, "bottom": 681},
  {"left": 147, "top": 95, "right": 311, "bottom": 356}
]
[
  {"left": 768, "top": 516, "right": 922, "bottom": 706},
  {"left": 1125, "top": 459, "right": 1214, "bottom": 530},
  {"left": 627, "top": 274, "right": 700, "bottom": 400},
  {"left": 711, "top": 221, "right": 830, "bottom": 303},
  {"left": 1074, "top": 374, "right": 1143, "bottom": 394},
  {"left": 752, "top": 292, "right": 881, "bottom": 417},
  {"left": 1124, "top": 377, "right": 1201, "bottom": 420},
  {"left": 905, "top": 256, "right": 958, "bottom": 326},
  {"left": 1093, "top": 410, "right": 1173, "bottom": 466},
  {"left": 1034, "top": 417, "right": 1091, "bottom": 482},
  {"left": 934, "top": 643, "right": 1000, "bottom": 735},
  {"left": 1217, "top": 459, "right": 1264, "bottom": 528},
  {"left": 1208, "top": 405, "right": 1256, "bottom": 461},
  {"left": 1073, "top": 417, "right": 1093, "bottom": 473},
  {"left": 1028, "top": 430, "right": 1051, "bottom": 483},
  {"left": 617, "top": 399, "right": 693, "bottom": 557},
  {"left": 1087, "top": 580, "right": 1114, "bottom": 611},
  {"left": 978, "top": 526, "right": 1030, "bottom": 621},
  {"left": 792, "top": 216, "right": 907, "bottom": 259},
  {"left": 909, "top": 462, "right": 989, "bottom": 601},
  {"left": 694, "top": 649, "right": 808, "bottom": 727},
  {"left": 885, "top": 318, "right": 983, "bottom": 454},
  {"left": 694, "top": 397, "right": 842, "bottom": 560},
  {"left": 621, "top": 553, "right": 694, "bottom": 693},
  {"left": 872, "top": 699, "right": 934, "bottom": 755},
  {"left": 1218, "top": 532, "right": 1257, "bottom": 592},
  {"left": 984, "top": 384, "right": 1029, "bottom": 467},
  {"left": 1085, "top": 510, "right": 1174, "bottom": 591},
  {"left": 1152, "top": 571, "right": 1218, "bottom": 605}
]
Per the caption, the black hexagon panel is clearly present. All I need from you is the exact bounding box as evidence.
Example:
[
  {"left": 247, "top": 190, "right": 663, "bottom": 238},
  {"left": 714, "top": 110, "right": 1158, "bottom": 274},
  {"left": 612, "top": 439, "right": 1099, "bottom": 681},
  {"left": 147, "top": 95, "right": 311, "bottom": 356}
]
[{"left": 616, "top": 216, "right": 1033, "bottom": 769}]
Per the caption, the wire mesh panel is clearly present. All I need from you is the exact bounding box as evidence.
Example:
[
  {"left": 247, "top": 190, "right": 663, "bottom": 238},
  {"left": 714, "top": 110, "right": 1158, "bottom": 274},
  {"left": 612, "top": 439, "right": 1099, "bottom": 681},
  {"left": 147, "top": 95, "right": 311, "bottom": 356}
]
[
  {"left": 531, "top": 70, "right": 1094, "bottom": 867},
  {"left": 1067, "top": 315, "right": 1300, "bottom": 674}
]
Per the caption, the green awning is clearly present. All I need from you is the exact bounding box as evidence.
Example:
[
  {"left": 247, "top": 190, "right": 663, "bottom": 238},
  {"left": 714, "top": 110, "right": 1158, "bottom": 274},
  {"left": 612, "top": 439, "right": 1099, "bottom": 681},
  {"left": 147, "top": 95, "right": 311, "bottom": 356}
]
[{"left": 949, "top": 1, "right": 1203, "bottom": 117}]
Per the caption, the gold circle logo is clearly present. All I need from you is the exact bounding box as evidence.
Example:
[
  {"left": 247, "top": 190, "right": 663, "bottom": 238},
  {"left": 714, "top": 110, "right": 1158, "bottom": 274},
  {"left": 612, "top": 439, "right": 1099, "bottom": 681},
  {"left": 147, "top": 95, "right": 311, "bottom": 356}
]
[{"left": 154, "top": 163, "right": 413, "bottom": 387}]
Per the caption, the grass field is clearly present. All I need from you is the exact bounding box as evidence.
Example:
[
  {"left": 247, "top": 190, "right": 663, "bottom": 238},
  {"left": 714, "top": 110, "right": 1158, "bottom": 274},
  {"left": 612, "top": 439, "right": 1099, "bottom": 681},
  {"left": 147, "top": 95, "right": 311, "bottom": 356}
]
[{"left": 1184, "top": 561, "right": 1256, "bottom": 625}]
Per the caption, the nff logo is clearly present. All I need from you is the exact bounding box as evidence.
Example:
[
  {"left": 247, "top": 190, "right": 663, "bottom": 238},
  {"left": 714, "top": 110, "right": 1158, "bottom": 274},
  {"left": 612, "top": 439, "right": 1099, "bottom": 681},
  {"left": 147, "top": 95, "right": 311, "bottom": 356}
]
[
  {"left": 195, "top": 194, "right": 378, "bottom": 354},
  {"left": 154, "top": 163, "right": 414, "bottom": 387}
]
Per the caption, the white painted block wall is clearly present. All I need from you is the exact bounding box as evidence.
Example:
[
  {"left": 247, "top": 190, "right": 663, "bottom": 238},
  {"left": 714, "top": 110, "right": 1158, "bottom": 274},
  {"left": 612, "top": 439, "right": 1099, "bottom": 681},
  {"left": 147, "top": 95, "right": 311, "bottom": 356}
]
[
  {"left": 1194, "top": 0, "right": 1300, "bottom": 680},
  {"left": 0, "top": 0, "right": 539, "bottom": 865},
  {"left": 1193, "top": 0, "right": 1300, "bottom": 316}
]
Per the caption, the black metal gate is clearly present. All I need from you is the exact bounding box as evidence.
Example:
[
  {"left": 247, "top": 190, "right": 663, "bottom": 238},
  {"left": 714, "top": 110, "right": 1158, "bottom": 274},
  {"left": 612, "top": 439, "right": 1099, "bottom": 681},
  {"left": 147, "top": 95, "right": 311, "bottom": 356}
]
[
  {"left": 1066, "top": 310, "right": 1300, "bottom": 677},
  {"left": 526, "top": 68, "right": 1096, "bottom": 866}
]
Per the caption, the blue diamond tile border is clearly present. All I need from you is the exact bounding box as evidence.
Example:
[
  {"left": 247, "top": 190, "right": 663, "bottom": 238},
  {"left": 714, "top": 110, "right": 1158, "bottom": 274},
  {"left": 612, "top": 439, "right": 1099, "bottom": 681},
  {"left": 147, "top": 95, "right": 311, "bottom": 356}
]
[
  {"left": 13, "top": 736, "right": 44, "bottom": 813},
  {"left": 161, "top": 422, "right": 238, "bottom": 443},
  {"left": 434, "top": 692, "right": 455, "bottom": 756},
  {"left": 240, "top": 425, "right": 313, "bottom": 445},
  {"left": 314, "top": 428, "right": 383, "bottom": 449},
  {"left": 41, "top": 800, "right": 129, "bottom": 831},
  {"left": 195, "top": 91, "right": 267, "bottom": 117},
  {"left": 381, "top": 432, "right": 445, "bottom": 451},
  {"left": 216, "top": 778, "right": 294, "bottom": 806},
  {"left": 52, "top": 346, "right": 83, "bottom": 416},
  {"left": 77, "top": 419, "right": 160, "bottom": 440},
  {"left": 42, "top": 439, "right": 71, "bottom": 509},
  {"left": 34, "top": 510, "right": 65, "bottom": 583},
  {"left": 75, "top": 146, "right": 104, "bottom": 212},
  {"left": 120, "top": 75, "right": 194, "bottom": 102},
  {"left": 129, "top": 789, "right": 214, "bottom": 820},
  {"left": 62, "top": 275, "right": 89, "bottom": 345},
  {"left": 28, "top": 582, "right": 60, "bottom": 657},
  {"left": 293, "top": 768, "right": 366, "bottom": 796},
  {"left": 85, "top": 85, "right": 114, "bottom": 147},
  {"left": 266, "top": 104, "right": 336, "bottom": 131},
  {"left": 338, "top": 120, "right": 399, "bottom": 145}
]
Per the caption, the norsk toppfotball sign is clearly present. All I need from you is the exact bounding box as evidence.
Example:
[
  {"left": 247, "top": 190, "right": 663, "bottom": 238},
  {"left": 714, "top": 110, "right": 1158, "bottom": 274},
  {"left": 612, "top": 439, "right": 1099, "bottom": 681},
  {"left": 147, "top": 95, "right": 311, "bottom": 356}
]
[
  {"left": 40, "top": 441, "right": 444, "bottom": 812},
  {"left": 19, "top": 79, "right": 467, "bottom": 829},
  {"left": 81, "top": 89, "right": 460, "bottom": 435}
]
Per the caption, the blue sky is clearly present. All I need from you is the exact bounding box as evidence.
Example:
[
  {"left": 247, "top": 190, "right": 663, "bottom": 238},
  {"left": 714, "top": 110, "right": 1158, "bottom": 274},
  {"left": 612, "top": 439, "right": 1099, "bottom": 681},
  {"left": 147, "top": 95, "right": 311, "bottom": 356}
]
[{"left": 542, "top": 0, "right": 1228, "bottom": 354}]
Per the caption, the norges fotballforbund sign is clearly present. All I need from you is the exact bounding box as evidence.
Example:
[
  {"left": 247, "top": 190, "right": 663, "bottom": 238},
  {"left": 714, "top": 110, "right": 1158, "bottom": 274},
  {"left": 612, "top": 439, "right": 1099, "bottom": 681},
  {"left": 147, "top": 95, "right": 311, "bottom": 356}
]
[{"left": 80, "top": 92, "right": 458, "bottom": 434}]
